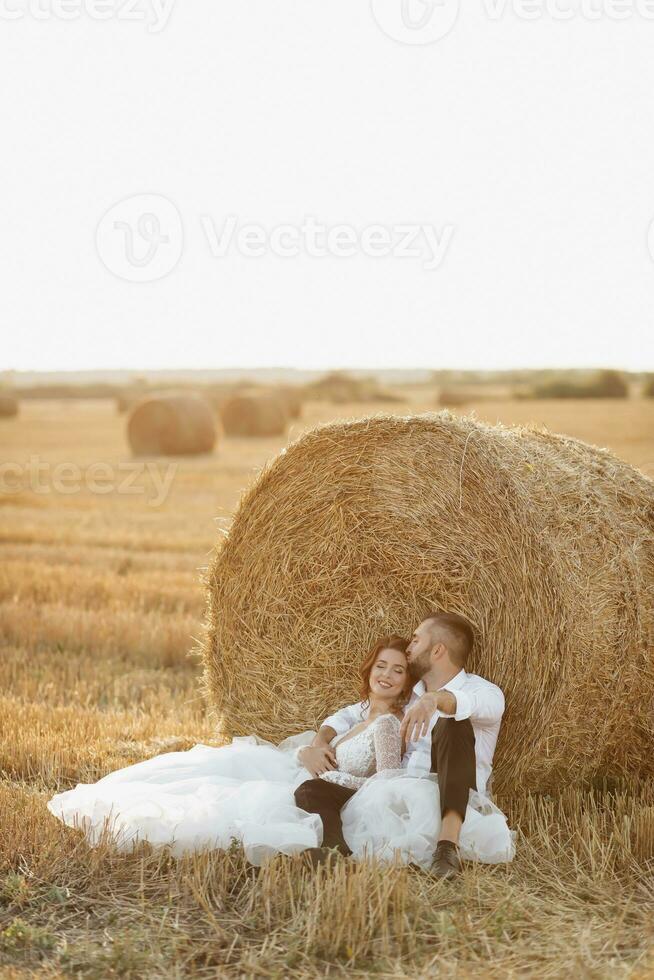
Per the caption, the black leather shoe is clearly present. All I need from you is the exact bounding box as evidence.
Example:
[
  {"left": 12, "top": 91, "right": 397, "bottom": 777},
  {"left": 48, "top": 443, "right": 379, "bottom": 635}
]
[{"left": 431, "top": 840, "right": 462, "bottom": 880}]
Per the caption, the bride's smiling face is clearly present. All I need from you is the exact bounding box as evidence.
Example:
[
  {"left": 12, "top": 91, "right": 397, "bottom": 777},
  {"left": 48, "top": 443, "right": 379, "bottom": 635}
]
[{"left": 368, "top": 648, "right": 409, "bottom": 701}]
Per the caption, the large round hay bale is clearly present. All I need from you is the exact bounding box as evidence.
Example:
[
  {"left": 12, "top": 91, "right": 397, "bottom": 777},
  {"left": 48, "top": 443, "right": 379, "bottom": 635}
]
[
  {"left": 0, "top": 394, "right": 18, "bottom": 417},
  {"left": 219, "top": 393, "right": 287, "bottom": 437},
  {"left": 127, "top": 393, "right": 216, "bottom": 456},
  {"left": 201, "top": 413, "right": 654, "bottom": 794}
]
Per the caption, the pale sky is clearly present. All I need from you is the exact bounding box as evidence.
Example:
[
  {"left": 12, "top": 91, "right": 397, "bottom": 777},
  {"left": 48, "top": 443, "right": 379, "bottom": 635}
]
[{"left": 2, "top": 0, "right": 653, "bottom": 372}]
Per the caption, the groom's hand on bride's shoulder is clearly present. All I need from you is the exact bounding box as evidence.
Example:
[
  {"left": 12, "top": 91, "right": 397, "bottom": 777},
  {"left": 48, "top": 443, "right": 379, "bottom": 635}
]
[
  {"left": 399, "top": 693, "right": 440, "bottom": 748},
  {"left": 298, "top": 746, "right": 338, "bottom": 777}
]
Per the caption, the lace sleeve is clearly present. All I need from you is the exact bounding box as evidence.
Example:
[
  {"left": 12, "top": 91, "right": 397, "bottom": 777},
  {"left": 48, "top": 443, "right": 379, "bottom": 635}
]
[{"left": 373, "top": 714, "right": 402, "bottom": 772}]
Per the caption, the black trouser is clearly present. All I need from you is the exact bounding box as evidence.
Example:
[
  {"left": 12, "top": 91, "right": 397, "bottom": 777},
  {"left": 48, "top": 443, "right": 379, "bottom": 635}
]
[
  {"left": 294, "top": 778, "right": 357, "bottom": 853},
  {"left": 430, "top": 717, "right": 477, "bottom": 821},
  {"left": 294, "top": 718, "right": 477, "bottom": 854}
]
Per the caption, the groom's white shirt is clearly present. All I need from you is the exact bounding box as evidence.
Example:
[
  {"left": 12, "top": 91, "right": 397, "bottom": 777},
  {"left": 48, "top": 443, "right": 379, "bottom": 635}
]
[{"left": 321, "top": 670, "right": 505, "bottom": 797}]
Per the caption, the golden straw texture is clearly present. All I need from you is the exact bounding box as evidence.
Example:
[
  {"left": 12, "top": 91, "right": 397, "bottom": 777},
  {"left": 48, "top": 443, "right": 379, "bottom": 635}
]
[{"left": 201, "top": 412, "right": 654, "bottom": 793}]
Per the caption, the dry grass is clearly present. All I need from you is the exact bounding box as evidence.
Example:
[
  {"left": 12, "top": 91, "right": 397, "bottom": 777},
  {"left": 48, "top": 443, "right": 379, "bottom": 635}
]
[{"left": 1, "top": 396, "right": 653, "bottom": 977}]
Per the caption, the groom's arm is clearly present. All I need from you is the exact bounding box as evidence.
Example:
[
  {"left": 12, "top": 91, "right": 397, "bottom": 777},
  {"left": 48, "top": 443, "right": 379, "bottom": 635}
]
[
  {"left": 402, "top": 682, "right": 504, "bottom": 745},
  {"left": 435, "top": 681, "right": 505, "bottom": 727},
  {"left": 321, "top": 703, "right": 362, "bottom": 737},
  {"left": 310, "top": 725, "right": 338, "bottom": 750}
]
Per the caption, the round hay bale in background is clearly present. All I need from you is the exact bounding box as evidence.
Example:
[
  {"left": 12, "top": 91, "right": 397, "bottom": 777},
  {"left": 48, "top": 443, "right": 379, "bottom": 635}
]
[
  {"left": 302, "top": 371, "right": 402, "bottom": 404},
  {"left": 127, "top": 392, "right": 216, "bottom": 456},
  {"left": 436, "top": 386, "right": 503, "bottom": 408},
  {"left": 219, "top": 393, "right": 288, "bottom": 437},
  {"left": 275, "top": 385, "right": 302, "bottom": 420},
  {"left": 205, "top": 383, "right": 243, "bottom": 414},
  {"left": 0, "top": 394, "right": 18, "bottom": 418},
  {"left": 437, "top": 386, "right": 470, "bottom": 408},
  {"left": 201, "top": 412, "right": 654, "bottom": 794}
]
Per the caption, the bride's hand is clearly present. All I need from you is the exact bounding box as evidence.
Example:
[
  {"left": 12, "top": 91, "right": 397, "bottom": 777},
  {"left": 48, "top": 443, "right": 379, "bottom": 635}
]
[{"left": 298, "top": 745, "right": 338, "bottom": 777}]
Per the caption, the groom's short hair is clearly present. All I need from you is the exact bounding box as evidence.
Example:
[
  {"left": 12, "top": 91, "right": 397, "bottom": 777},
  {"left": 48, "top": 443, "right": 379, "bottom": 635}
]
[{"left": 422, "top": 611, "right": 474, "bottom": 668}]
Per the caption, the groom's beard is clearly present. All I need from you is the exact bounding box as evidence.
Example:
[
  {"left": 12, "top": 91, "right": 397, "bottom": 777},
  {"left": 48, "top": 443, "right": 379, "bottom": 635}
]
[{"left": 408, "top": 652, "right": 430, "bottom": 683}]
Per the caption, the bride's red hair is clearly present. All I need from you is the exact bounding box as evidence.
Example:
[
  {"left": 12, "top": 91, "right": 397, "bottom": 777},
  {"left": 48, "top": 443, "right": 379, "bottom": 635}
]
[{"left": 358, "top": 634, "right": 412, "bottom": 712}]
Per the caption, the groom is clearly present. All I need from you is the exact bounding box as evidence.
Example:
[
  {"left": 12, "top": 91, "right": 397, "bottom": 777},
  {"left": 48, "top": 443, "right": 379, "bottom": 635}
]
[{"left": 294, "top": 611, "right": 505, "bottom": 878}]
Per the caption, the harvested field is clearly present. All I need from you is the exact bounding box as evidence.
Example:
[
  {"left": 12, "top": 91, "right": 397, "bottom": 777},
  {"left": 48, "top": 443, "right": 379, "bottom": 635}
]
[{"left": 1, "top": 396, "right": 653, "bottom": 977}]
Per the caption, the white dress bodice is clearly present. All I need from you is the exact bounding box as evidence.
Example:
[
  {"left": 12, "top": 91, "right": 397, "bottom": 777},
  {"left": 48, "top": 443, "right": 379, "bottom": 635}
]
[{"left": 320, "top": 712, "right": 402, "bottom": 790}]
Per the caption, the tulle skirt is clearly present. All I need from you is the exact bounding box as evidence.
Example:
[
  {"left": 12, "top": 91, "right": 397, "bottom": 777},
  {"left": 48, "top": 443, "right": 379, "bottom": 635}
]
[
  {"left": 46, "top": 733, "right": 515, "bottom": 868},
  {"left": 341, "top": 769, "right": 515, "bottom": 868}
]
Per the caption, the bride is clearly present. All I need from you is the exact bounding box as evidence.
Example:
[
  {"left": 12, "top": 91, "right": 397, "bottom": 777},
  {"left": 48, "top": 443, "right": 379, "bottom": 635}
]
[{"left": 47, "top": 636, "right": 515, "bottom": 869}]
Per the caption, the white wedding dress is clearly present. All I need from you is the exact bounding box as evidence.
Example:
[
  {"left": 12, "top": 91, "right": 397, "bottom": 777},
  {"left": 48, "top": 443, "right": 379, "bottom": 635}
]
[{"left": 47, "top": 714, "right": 515, "bottom": 869}]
